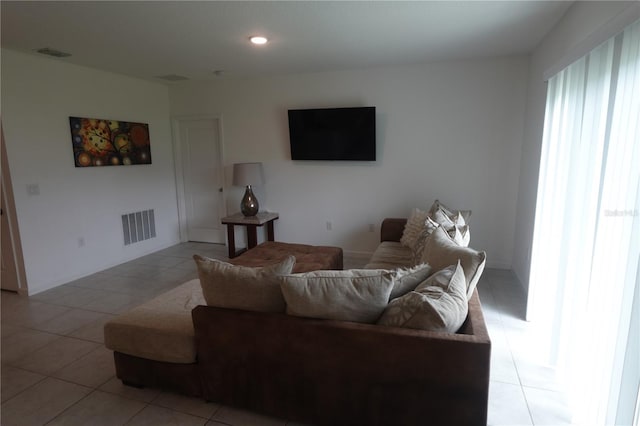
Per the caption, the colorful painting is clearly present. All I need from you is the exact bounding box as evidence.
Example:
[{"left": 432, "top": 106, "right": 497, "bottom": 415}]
[{"left": 69, "top": 116, "right": 152, "bottom": 167}]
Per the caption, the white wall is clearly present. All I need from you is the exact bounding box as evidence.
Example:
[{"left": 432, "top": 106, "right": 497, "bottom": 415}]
[
  {"left": 170, "top": 57, "right": 529, "bottom": 268},
  {"left": 1, "top": 49, "right": 181, "bottom": 295},
  {"left": 512, "top": 1, "right": 640, "bottom": 293}
]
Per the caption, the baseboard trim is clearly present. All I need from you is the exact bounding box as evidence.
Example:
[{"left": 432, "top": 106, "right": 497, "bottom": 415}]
[
  {"left": 485, "top": 261, "right": 511, "bottom": 270},
  {"left": 343, "top": 250, "right": 373, "bottom": 259}
]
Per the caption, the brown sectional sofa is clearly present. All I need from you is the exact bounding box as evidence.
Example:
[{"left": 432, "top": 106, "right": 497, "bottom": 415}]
[{"left": 105, "top": 219, "right": 491, "bottom": 426}]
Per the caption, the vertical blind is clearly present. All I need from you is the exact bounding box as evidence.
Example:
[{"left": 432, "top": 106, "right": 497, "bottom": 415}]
[{"left": 528, "top": 19, "right": 640, "bottom": 425}]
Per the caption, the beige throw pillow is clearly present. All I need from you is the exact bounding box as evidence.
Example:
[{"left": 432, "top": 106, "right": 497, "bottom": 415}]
[
  {"left": 377, "top": 262, "right": 468, "bottom": 333},
  {"left": 291, "top": 264, "right": 430, "bottom": 301},
  {"left": 400, "top": 208, "right": 429, "bottom": 250},
  {"left": 194, "top": 254, "right": 295, "bottom": 313},
  {"left": 279, "top": 270, "right": 395, "bottom": 323},
  {"left": 421, "top": 227, "right": 486, "bottom": 299},
  {"left": 389, "top": 263, "right": 433, "bottom": 299}
]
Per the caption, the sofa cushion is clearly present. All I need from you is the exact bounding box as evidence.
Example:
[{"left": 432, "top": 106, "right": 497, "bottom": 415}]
[
  {"left": 194, "top": 254, "right": 295, "bottom": 313},
  {"left": 365, "top": 241, "right": 413, "bottom": 270},
  {"left": 104, "top": 279, "right": 204, "bottom": 363},
  {"left": 377, "top": 262, "right": 468, "bottom": 333},
  {"left": 421, "top": 227, "right": 486, "bottom": 299},
  {"left": 280, "top": 270, "right": 395, "bottom": 323}
]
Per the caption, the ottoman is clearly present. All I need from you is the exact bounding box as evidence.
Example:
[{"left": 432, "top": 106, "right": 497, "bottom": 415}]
[{"left": 231, "top": 241, "right": 343, "bottom": 272}]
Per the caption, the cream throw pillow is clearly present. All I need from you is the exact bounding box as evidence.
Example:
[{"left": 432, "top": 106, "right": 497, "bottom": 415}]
[
  {"left": 428, "top": 199, "right": 471, "bottom": 224},
  {"left": 400, "top": 208, "right": 429, "bottom": 250},
  {"left": 377, "top": 262, "right": 468, "bottom": 333},
  {"left": 421, "top": 227, "right": 485, "bottom": 299},
  {"left": 450, "top": 225, "right": 470, "bottom": 247},
  {"left": 194, "top": 254, "right": 295, "bottom": 313},
  {"left": 430, "top": 207, "right": 458, "bottom": 231},
  {"left": 279, "top": 270, "right": 395, "bottom": 323}
]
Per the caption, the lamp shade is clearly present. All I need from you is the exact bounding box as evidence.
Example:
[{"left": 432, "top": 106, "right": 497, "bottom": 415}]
[{"left": 232, "top": 162, "right": 265, "bottom": 186}]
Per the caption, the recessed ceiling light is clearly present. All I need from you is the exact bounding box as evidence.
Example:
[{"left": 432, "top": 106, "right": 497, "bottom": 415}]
[{"left": 250, "top": 36, "right": 268, "bottom": 45}]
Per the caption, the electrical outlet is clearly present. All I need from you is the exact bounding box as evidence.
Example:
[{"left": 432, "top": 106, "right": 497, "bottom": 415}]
[
  {"left": 326, "top": 221, "right": 332, "bottom": 231},
  {"left": 368, "top": 223, "right": 375, "bottom": 232},
  {"left": 26, "top": 183, "right": 40, "bottom": 196}
]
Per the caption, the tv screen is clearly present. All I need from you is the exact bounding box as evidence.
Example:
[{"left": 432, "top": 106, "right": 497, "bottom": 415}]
[{"left": 288, "top": 107, "right": 376, "bottom": 161}]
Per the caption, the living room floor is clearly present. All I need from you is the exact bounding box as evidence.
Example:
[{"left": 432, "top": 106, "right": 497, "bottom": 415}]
[{"left": 1, "top": 242, "right": 572, "bottom": 425}]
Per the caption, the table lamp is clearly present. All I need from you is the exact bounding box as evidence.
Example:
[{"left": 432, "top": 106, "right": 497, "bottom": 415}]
[{"left": 232, "top": 162, "right": 265, "bottom": 216}]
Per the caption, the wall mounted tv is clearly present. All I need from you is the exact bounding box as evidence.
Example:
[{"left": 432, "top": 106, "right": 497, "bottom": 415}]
[{"left": 288, "top": 106, "right": 376, "bottom": 161}]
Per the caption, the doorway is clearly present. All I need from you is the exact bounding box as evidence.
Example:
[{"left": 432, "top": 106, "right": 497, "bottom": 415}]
[
  {"left": 1, "top": 124, "right": 26, "bottom": 293},
  {"left": 173, "top": 116, "right": 225, "bottom": 244}
]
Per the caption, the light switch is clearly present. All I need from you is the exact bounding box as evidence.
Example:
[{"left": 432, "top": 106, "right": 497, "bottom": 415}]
[{"left": 27, "top": 184, "right": 40, "bottom": 196}]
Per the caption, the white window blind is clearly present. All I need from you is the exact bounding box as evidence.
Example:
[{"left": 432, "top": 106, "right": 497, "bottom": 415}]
[{"left": 528, "top": 19, "right": 640, "bottom": 425}]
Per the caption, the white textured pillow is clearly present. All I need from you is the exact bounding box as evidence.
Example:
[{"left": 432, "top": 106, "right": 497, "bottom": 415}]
[
  {"left": 279, "top": 270, "right": 395, "bottom": 323},
  {"left": 412, "top": 217, "right": 440, "bottom": 265},
  {"left": 194, "top": 255, "right": 295, "bottom": 313},
  {"left": 377, "top": 262, "right": 468, "bottom": 333},
  {"left": 400, "top": 208, "right": 429, "bottom": 250},
  {"left": 421, "top": 227, "right": 485, "bottom": 299}
]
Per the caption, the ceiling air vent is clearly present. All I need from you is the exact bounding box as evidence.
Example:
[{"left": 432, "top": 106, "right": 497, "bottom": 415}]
[
  {"left": 156, "top": 74, "right": 189, "bottom": 82},
  {"left": 35, "top": 47, "right": 71, "bottom": 58}
]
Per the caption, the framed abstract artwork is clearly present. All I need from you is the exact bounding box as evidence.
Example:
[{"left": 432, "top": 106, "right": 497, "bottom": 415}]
[{"left": 69, "top": 116, "right": 152, "bottom": 167}]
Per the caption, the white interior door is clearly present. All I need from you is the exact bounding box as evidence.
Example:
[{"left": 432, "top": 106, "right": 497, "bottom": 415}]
[{"left": 176, "top": 117, "right": 225, "bottom": 244}]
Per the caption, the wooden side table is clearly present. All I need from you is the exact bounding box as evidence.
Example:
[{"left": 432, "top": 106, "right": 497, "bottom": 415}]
[{"left": 221, "top": 212, "right": 279, "bottom": 258}]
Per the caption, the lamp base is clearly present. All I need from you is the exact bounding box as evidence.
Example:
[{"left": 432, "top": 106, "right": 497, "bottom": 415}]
[{"left": 241, "top": 185, "right": 259, "bottom": 216}]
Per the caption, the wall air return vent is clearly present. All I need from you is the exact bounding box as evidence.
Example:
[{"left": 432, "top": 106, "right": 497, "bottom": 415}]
[{"left": 122, "top": 209, "right": 156, "bottom": 245}]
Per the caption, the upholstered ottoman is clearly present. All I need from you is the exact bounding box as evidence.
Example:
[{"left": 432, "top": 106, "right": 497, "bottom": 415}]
[{"left": 230, "top": 241, "right": 343, "bottom": 272}]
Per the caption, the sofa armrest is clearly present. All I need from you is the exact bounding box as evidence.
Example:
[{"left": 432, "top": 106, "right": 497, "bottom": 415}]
[{"left": 380, "top": 218, "right": 407, "bottom": 242}]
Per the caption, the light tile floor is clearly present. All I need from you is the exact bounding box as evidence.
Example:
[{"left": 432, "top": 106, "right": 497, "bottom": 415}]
[{"left": 1, "top": 242, "right": 572, "bottom": 425}]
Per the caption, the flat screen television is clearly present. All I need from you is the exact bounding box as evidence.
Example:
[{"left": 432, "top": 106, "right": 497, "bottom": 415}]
[{"left": 288, "top": 106, "right": 376, "bottom": 161}]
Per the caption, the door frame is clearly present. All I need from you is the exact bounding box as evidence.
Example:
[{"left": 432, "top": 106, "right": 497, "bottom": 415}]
[
  {"left": 171, "top": 115, "right": 226, "bottom": 244},
  {"left": 1, "top": 123, "right": 28, "bottom": 294}
]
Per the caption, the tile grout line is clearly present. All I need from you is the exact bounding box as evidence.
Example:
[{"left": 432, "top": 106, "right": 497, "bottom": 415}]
[
  {"left": 0, "top": 372, "right": 49, "bottom": 405},
  {"left": 43, "top": 389, "right": 101, "bottom": 426},
  {"left": 121, "top": 399, "right": 149, "bottom": 425},
  {"left": 486, "top": 279, "right": 537, "bottom": 426}
]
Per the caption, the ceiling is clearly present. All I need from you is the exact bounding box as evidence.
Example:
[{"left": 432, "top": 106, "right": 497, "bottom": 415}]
[{"left": 1, "top": 1, "right": 572, "bottom": 83}]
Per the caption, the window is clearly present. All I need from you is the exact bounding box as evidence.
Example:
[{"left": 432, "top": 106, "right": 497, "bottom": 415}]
[{"left": 528, "top": 19, "right": 640, "bottom": 425}]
